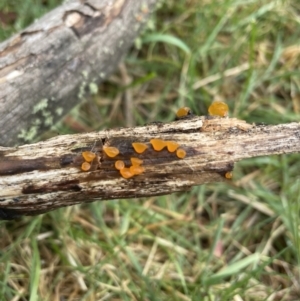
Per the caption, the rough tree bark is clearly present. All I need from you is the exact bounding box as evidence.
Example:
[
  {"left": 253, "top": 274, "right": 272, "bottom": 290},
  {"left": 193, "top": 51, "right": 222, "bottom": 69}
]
[
  {"left": 0, "top": 116, "right": 300, "bottom": 219},
  {"left": 0, "top": 0, "right": 156, "bottom": 147}
]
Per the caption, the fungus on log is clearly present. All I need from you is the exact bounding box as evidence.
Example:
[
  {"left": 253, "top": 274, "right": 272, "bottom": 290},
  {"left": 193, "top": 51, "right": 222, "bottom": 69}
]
[
  {"left": 0, "top": 0, "right": 156, "bottom": 147},
  {"left": 0, "top": 116, "right": 300, "bottom": 219}
]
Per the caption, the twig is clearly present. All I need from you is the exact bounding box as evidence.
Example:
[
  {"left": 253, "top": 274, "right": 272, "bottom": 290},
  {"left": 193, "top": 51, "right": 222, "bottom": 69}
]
[{"left": 0, "top": 116, "right": 299, "bottom": 218}]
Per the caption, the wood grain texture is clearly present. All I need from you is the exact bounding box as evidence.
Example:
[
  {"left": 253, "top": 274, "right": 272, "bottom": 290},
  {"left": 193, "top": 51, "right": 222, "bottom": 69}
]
[
  {"left": 0, "top": 0, "right": 156, "bottom": 147},
  {"left": 0, "top": 116, "right": 300, "bottom": 219}
]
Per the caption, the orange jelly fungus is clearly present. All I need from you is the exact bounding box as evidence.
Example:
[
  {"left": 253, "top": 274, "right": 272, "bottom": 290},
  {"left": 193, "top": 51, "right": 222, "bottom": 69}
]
[
  {"left": 120, "top": 168, "right": 134, "bottom": 179},
  {"left": 131, "top": 157, "right": 143, "bottom": 166},
  {"left": 130, "top": 165, "right": 145, "bottom": 175},
  {"left": 225, "top": 171, "right": 233, "bottom": 179},
  {"left": 176, "top": 148, "right": 186, "bottom": 159},
  {"left": 150, "top": 139, "right": 167, "bottom": 151},
  {"left": 82, "top": 151, "right": 96, "bottom": 162},
  {"left": 115, "top": 160, "right": 125, "bottom": 170},
  {"left": 132, "top": 142, "right": 148, "bottom": 154},
  {"left": 176, "top": 107, "right": 191, "bottom": 118},
  {"left": 103, "top": 146, "right": 120, "bottom": 158},
  {"left": 166, "top": 141, "right": 179, "bottom": 153},
  {"left": 81, "top": 161, "right": 91, "bottom": 171},
  {"left": 208, "top": 101, "right": 229, "bottom": 117}
]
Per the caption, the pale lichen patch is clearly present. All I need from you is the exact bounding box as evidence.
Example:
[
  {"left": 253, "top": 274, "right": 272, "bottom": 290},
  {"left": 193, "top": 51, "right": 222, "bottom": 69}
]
[
  {"left": 78, "top": 80, "right": 87, "bottom": 99},
  {"left": 19, "top": 104, "right": 48, "bottom": 142},
  {"left": 33, "top": 98, "right": 48, "bottom": 114},
  {"left": 18, "top": 96, "right": 58, "bottom": 142},
  {"left": 18, "top": 125, "right": 38, "bottom": 142},
  {"left": 89, "top": 82, "right": 98, "bottom": 95},
  {"left": 45, "top": 116, "right": 53, "bottom": 126},
  {"left": 33, "top": 119, "right": 41, "bottom": 126},
  {"left": 56, "top": 108, "right": 63, "bottom": 116},
  {"left": 82, "top": 70, "right": 88, "bottom": 79},
  {"left": 103, "top": 47, "right": 110, "bottom": 54},
  {"left": 41, "top": 110, "right": 53, "bottom": 126}
]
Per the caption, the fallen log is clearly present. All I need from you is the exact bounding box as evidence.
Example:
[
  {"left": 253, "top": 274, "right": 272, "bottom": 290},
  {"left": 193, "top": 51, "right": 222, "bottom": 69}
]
[
  {"left": 0, "top": 0, "right": 156, "bottom": 147},
  {"left": 0, "top": 116, "right": 299, "bottom": 219}
]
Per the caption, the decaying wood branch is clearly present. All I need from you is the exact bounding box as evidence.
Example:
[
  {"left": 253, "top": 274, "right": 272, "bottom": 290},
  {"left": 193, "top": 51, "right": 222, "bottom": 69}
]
[
  {"left": 0, "top": 116, "right": 300, "bottom": 219},
  {"left": 0, "top": 0, "right": 156, "bottom": 147}
]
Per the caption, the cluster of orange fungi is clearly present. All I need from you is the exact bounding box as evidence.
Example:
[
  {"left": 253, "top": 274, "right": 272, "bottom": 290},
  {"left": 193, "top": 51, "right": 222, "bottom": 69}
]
[
  {"left": 176, "top": 101, "right": 232, "bottom": 179},
  {"left": 81, "top": 151, "right": 96, "bottom": 172},
  {"left": 132, "top": 139, "right": 186, "bottom": 158},
  {"left": 81, "top": 101, "right": 232, "bottom": 179},
  {"left": 176, "top": 101, "right": 229, "bottom": 119},
  {"left": 115, "top": 139, "right": 186, "bottom": 179},
  {"left": 80, "top": 139, "right": 186, "bottom": 179},
  {"left": 114, "top": 157, "right": 145, "bottom": 179}
]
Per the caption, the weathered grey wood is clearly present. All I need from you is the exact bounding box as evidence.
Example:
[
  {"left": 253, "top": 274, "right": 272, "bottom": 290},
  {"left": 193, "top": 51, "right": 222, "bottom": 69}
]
[
  {"left": 0, "top": 116, "right": 300, "bottom": 219},
  {"left": 0, "top": 0, "right": 156, "bottom": 147}
]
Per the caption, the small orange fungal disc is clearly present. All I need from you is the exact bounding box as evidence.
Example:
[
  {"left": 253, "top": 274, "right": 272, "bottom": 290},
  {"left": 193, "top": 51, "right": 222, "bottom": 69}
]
[
  {"left": 166, "top": 141, "right": 179, "bottom": 153},
  {"left": 150, "top": 139, "right": 166, "bottom": 151},
  {"left": 132, "top": 142, "right": 148, "bottom": 154},
  {"left": 208, "top": 101, "right": 229, "bottom": 117},
  {"left": 120, "top": 168, "right": 134, "bottom": 179},
  {"left": 115, "top": 160, "right": 125, "bottom": 170},
  {"left": 176, "top": 107, "right": 191, "bottom": 118},
  {"left": 225, "top": 171, "right": 233, "bottom": 179},
  {"left": 176, "top": 148, "right": 186, "bottom": 159},
  {"left": 82, "top": 151, "right": 96, "bottom": 162},
  {"left": 103, "top": 146, "right": 120, "bottom": 158},
  {"left": 130, "top": 165, "right": 145, "bottom": 175},
  {"left": 81, "top": 161, "right": 91, "bottom": 172},
  {"left": 131, "top": 157, "right": 143, "bottom": 166}
]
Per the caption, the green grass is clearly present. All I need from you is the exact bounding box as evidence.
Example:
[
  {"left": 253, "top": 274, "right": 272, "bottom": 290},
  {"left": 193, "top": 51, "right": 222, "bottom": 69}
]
[{"left": 1, "top": 0, "right": 300, "bottom": 300}]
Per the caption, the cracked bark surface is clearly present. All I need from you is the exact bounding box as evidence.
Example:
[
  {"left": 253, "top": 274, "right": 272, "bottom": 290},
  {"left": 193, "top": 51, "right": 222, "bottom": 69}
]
[
  {"left": 0, "top": 116, "right": 300, "bottom": 219},
  {"left": 0, "top": 0, "right": 156, "bottom": 147}
]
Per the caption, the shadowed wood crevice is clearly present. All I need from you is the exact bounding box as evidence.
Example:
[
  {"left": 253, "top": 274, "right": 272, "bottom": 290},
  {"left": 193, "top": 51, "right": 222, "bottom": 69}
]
[
  {"left": 0, "top": 116, "right": 300, "bottom": 219},
  {"left": 0, "top": 0, "right": 156, "bottom": 147}
]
